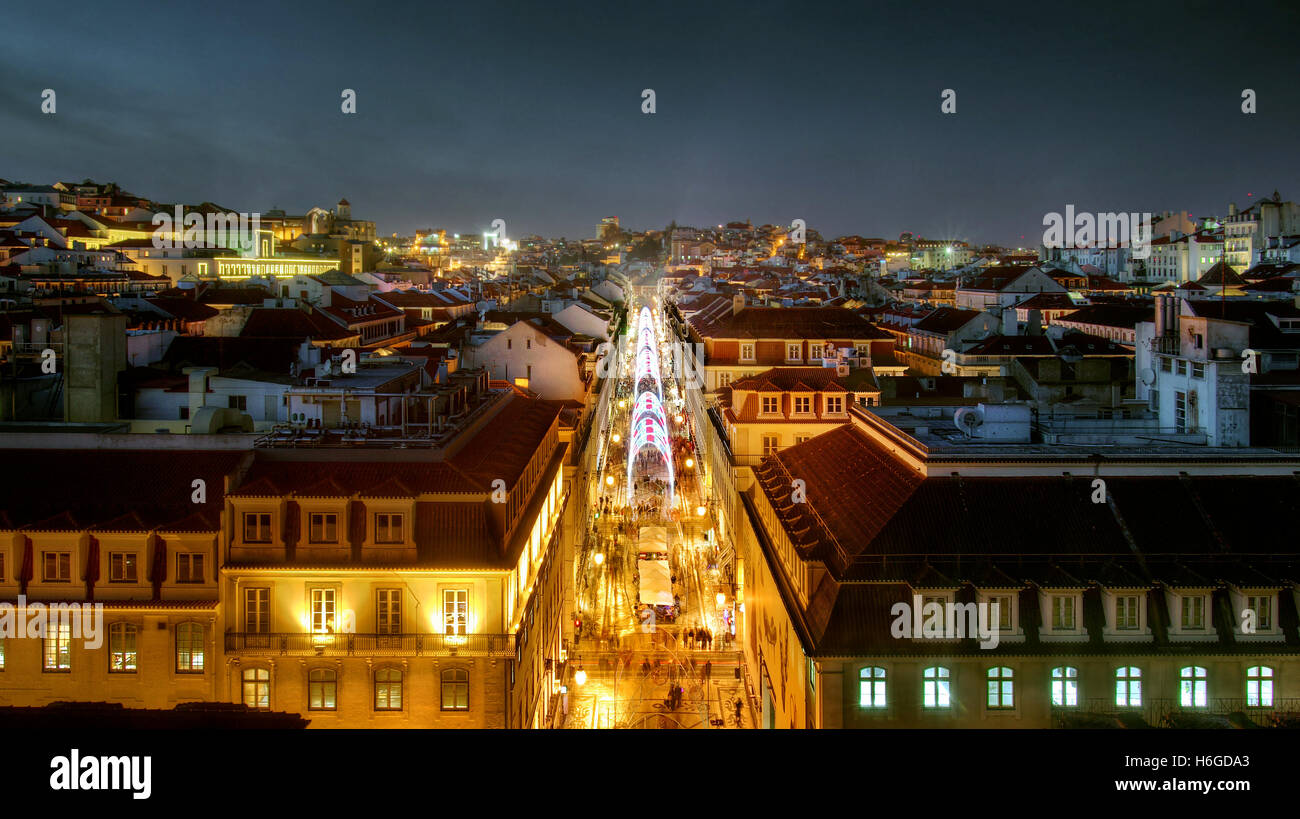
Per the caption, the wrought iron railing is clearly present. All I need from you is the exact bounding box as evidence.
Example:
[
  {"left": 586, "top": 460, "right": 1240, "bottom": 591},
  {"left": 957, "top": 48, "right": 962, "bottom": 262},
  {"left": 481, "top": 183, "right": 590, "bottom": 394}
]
[
  {"left": 225, "top": 632, "right": 514, "bottom": 657},
  {"left": 1054, "top": 696, "right": 1300, "bottom": 726}
]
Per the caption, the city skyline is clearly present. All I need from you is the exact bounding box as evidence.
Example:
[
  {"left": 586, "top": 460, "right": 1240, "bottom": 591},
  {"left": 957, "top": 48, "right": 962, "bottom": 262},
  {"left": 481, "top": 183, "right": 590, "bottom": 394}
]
[{"left": 3, "top": 0, "right": 1298, "bottom": 244}]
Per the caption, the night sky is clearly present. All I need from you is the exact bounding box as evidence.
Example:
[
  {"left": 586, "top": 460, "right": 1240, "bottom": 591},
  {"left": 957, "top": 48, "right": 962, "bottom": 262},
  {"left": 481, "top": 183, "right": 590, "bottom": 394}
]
[{"left": 4, "top": 0, "right": 1298, "bottom": 245}]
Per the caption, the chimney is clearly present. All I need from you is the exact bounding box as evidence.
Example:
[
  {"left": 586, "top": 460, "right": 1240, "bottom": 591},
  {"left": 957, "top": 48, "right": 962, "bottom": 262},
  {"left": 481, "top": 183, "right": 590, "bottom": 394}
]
[
  {"left": 732, "top": 293, "right": 745, "bottom": 314},
  {"left": 1228, "top": 202, "right": 1238, "bottom": 217},
  {"left": 1001, "top": 306, "right": 1017, "bottom": 336},
  {"left": 1154, "top": 293, "right": 1166, "bottom": 337}
]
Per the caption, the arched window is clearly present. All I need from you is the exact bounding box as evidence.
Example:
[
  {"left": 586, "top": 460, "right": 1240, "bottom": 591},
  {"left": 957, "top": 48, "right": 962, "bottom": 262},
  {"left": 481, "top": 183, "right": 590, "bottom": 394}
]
[
  {"left": 1179, "top": 666, "right": 1208, "bottom": 708},
  {"left": 175, "top": 622, "right": 204, "bottom": 673},
  {"left": 1116, "top": 666, "right": 1142, "bottom": 707},
  {"left": 923, "top": 666, "right": 950, "bottom": 709},
  {"left": 242, "top": 667, "right": 270, "bottom": 710},
  {"left": 987, "top": 667, "right": 1014, "bottom": 709},
  {"left": 309, "top": 668, "right": 337, "bottom": 711},
  {"left": 858, "top": 667, "right": 886, "bottom": 709},
  {"left": 1246, "top": 666, "right": 1273, "bottom": 707},
  {"left": 1051, "top": 666, "right": 1078, "bottom": 707},
  {"left": 109, "top": 623, "right": 138, "bottom": 673},
  {"left": 441, "top": 668, "right": 470, "bottom": 711},
  {"left": 375, "top": 668, "right": 403, "bottom": 711}
]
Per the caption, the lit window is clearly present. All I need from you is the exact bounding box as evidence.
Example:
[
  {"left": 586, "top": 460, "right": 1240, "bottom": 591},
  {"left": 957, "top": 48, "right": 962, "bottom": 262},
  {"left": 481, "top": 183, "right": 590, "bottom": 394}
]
[
  {"left": 1179, "top": 666, "right": 1208, "bottom": 707},
  {"left": 1115, "top": 595, "right": 1140, "bottom": 630},
  {"left": 309, "top": 513, "right": 338, "bottom": 543},
  {"left": 243, "top": 667, "right": 270, "bottom": 709},
  {"left": 859, "top": 667, "right": 886, "bottom": 708},
  {"left": 987, "top": 666, "right": 1014, "bottom": 709},
  {"left": 310, "top": 588, "right": 336, "bottom": 633},
  {"left": 375, "top": 513, "right": 404, "bottom": 543},
  {"left": 441, "top": 668, "right": 470, "bottom": 711},
  {"left": 175, "top": 623, "right": 204, "bottom": 673},
  {"left": 444, "top": 590, "right": 468, "bottom": 635},
  {"left": 1246, "top": 666, "right": 1273, "bottom": 708},
  {"left": 1051, "top": 595, "right": 1075, "bottom": 630},
  {"left": 1116, "top": 666, "right": 1142, "bottom": 707},
  {"left": 43, "top": 621, "right": 72, "bottom": 671},
  {"left": 108, "top": 552, "right": 137, "bottom": 583},
  {"left": 245, "top": 588, "right": 270, "bottom": 633},
  {"left": 377, "top": 589, "right": 402, "bottom": 635},
  {"left": 375, "top": 668, "right": 403, "bottom": 710},
  {"left": 923, "top": 666, "right": 950, "bottom": 709},
  {"left": 309, "top": 668, "right": 337, "bottom": 710},
  {"left": 244, "top": 513, "right": 272, "bottom": 543},
  {"left": 1051, "top": 666, "right": 1078, "bottom": 706},
  {"left": 109, "top": 623, "right": 138, "bottom": 672},
  {"left": 176, "top": 553, "right": 205, "bottom": 583},
  {"left": 1180, "top": 595, "right": 1204, "bottom": 630}
]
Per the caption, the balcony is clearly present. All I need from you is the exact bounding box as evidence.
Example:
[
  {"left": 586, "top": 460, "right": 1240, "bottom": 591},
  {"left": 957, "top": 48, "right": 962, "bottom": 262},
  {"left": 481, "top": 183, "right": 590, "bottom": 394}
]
[
  {"left": 1054, "top": 697, "right": 1300, "bottom": 728},
  {"left": 225, "top": 632, "right": 514, "bottom": 658}
]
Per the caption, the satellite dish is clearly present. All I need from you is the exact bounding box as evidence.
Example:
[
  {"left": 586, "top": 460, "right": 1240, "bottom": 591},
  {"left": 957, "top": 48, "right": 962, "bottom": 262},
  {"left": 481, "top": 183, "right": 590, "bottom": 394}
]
[{"left": 1139, "top": 367, "right": 1155, "bottom": 386}]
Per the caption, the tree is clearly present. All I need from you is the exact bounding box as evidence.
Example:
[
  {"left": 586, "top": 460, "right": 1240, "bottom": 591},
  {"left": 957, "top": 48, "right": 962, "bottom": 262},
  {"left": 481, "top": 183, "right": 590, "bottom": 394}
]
[{"left": 628, "top": 236, "right": 663, "bottom": 262}]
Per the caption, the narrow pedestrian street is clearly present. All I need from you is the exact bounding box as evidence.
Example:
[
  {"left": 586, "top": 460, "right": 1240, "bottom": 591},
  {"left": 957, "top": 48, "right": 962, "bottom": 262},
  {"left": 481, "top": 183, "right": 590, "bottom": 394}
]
[{"left": 562, "top": 298, "right": 755, "bottom": 728}]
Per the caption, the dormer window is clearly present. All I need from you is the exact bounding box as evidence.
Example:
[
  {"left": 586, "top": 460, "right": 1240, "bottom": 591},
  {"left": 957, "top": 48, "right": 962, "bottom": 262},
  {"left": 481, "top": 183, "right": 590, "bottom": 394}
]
[
  {"left": 309, "top": 513, "right": 339, "bottom": 543},
  {"left": 761, "top": 396, "right": 779, "bottom": 415},
  {"left": 809, "top": 343, "right": 823, "bottom": 362},
  {"left": 740, "top": 343, "right": 755, "bottom": 362},
  {"left": 1181, "top": 594, "right": 1205, "bottom": 630},
  {"left": 793, "top": 395, "right": 811, "bottom": 414},
  {"left": 825, "top": 395, "right": 844, "bottom": 414},
  {"left": 1052, "top": 595, "right": 1075, "bottom": 630},
  {"left": 244, "top": 513, "right": 272, "bottom": 543},
  {"left": 1115, "top": 594, "right": 1140, "bottom": 630},
  {"left": 786, "top": 343, "right": 802, "bottom": 363},
  {"left": 1247, "top": 594, "right": 1273, "bottom": 630}
]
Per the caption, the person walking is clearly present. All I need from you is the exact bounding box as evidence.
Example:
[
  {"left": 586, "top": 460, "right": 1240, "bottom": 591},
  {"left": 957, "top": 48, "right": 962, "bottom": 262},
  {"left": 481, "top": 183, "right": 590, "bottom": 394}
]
[
  {"left": 734, "top": 697, "right": 743, "bottom": 724},
  {"left": 702, "top": 660, "right": 712, "bottom": 685}
]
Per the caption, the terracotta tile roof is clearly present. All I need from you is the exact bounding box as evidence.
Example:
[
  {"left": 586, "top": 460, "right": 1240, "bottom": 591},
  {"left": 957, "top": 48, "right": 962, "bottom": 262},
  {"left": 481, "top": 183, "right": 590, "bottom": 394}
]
[
  {"left": 240, "top": 308, "right": 353, "bottom": 340},
  {"left": 230, "top": 460, "right": 481, "bottom": 497},
  {"left": 0, "top": 450, "right": 243, "bottom": 531},
  {"left": 145, "top": 297, "right": 219, "bottom": 322},
  {"left": 450, "top": 397, "right": 561, "bottom": 490},
  {"left": 730, "top": 367, "right": 852, "bottom": 392},
  {"left": 913, "top": 307, "right": 984, "bottom": 334},
  {"left": 1196, "top": 260, "right": 1248, "bottom": 287},
  {"left": 690, "top": 306, "right": 891, "bottom": 341}
]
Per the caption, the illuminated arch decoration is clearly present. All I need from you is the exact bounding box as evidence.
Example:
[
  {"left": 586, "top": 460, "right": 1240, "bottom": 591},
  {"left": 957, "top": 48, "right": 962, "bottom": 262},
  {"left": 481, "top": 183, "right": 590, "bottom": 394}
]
[{"left": 626, "top": 303, "right": 675, "bottom": 507}]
